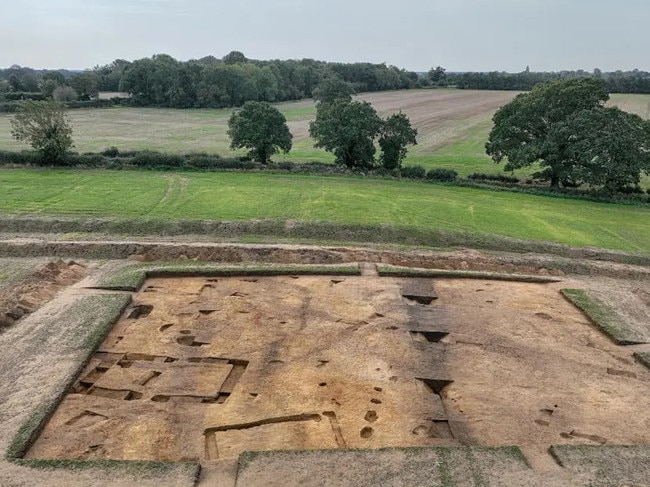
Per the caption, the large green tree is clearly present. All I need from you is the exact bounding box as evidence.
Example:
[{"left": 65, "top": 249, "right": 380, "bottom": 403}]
[
  {"left": 227, "top": 101, "right": 292, "bottom": 164},
  {"left": 10, "top": 100, "right": 73, "bottom": 164},
  {"left": 309, "top": 99, "right": 383, "bottom": 168},
  {"left": 379, "top": 113, "right": 418, "bottom": 170},
  {"left": 486, "top": 78, "right": 609, "bottom": 187},
  {"left": 550, "top": 107, "right": 650, "bottom": 193}
]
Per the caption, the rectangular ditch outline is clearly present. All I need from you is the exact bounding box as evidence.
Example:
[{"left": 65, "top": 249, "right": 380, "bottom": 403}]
[
  {"left": 4, "top": 292, "right": 200, "bottom": 479},
  {"left": 9, "top": 264, "right": 583, "bottom": 477},
  {"left": 7, "top": 265, "right": 363, "bottom": 475},
  {"left": 73, "top": 354, "right": 249, "bottom": 405}
]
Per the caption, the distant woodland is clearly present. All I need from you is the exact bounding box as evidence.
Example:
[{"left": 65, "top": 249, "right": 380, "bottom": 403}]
[{"left": 2, "top": 52, "right": 650, "bottom": 110}]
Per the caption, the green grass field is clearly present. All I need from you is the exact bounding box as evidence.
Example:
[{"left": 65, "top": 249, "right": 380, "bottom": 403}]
[{"left": 0, "top": 169, "right": 648, "bottom": 252}]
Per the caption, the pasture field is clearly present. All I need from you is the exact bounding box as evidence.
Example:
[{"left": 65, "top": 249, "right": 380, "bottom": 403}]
[
  {"left": 0, "top": 169, "right": 648, "bottom": 252},
  {"left": 0, "top": 89, "right": 517, "bottom": 174},
  {"left": 1, "top": 89, "right": 648, "bottom": 178}
]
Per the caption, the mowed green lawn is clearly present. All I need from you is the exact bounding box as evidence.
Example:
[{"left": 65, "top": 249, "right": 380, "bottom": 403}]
[{"left": 0, "top": 169, "right": 648, "bottom": 252}]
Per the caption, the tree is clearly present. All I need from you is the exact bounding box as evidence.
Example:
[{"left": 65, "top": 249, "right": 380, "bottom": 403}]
[
  {"left": 551, "top": 107, "right": 650, "bottom": 193},
  {"left": 227, "top": 101, "right": 292, "bottom": 164},
  {"left": 379, "top": 113, "right": 418, "bottom": 170},
  {"left": 309, "top": 99, "right": 383, "bottom": 168},
  {"left": 10, "top": 100, "right": 73, "bottom": 164},
  {"left": 428, "top": 66, "right": 447, "bottom": 86},
  {"left": 223, "top": 51, "right": 248, "bottom": 65},
  {"left": 486, "top": 78, "right": 609, "bottom": 187},
  {"left": 52, "top": 85, "right": 78, "bottom": 102},
  {"left": 42, "top": 71, "right": 66, "bottom": 85},
  {"left": 41, "top": 71, "right": 66, "bottom": 96},
  {"left": 40, "top": 79, "right": 60, "bottom": 98},
  {"left": 312, "top": 75, "right": 354, "bottom": 105},
  {"left": 69, "top": 71, "right": 99, "bottom": 100}
]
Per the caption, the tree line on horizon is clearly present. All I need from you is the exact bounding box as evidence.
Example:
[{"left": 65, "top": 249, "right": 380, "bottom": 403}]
[
  {"left": 0, "top": 52, "right": 420, "bottom": 108},
  {"left": 3, "top": 53, "right": 650, "bottom": 110},
  {"left": 446, "top": 68, "right": 650, "bottom": 93}
]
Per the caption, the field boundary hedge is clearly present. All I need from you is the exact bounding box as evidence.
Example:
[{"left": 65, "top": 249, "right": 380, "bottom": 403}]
[{"left": 0, "top": 98, "right": 124, "bottom": 113}]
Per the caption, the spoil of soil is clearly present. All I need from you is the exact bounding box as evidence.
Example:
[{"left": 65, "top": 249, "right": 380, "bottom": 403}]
[{"left": 0, "top": 259, "right": 86, "bottom": 329}]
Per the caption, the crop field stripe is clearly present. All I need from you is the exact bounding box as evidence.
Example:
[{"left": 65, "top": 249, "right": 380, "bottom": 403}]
[{"left": 0, "top": 170, "right": 649, "bottom": 252}]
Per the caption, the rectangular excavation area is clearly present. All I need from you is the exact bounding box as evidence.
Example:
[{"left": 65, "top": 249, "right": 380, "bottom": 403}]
[{"left": 27, "top": 276, "right": 650, "bottom": 465}]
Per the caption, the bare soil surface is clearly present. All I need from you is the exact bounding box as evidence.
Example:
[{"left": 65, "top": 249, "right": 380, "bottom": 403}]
[
  {"left": 0, "top": 275, "right": 197, "bottom": 486},
  {"left": 0, "top": 247, "right": 648, "bottom": 487},
  {"left": 286, "top": 90, "right": 517, "bottom": 154},
  {"left": 359, "top": 89, "right": 518, "bottom": 154},
  {"left": 29, "top": 276, "right": 453, "bottom": 462},
  {"left": 26, "top": 275, "right": 650, "bottom": 484},
  {"left": 437, "top": 279, "right": 650, "bottom": 468}
]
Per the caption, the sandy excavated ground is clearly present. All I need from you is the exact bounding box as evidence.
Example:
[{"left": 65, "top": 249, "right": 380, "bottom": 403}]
[
  {"left": 25, "top": 276, "right": 650, "bottom": 476},
  {"left": 0, "top": 249, "right": 649, "bottom": 487}
]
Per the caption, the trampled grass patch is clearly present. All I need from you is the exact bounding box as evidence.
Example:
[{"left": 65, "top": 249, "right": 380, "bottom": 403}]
[{"left": 0, "top": 169, "right": 649, "bottom": 252}]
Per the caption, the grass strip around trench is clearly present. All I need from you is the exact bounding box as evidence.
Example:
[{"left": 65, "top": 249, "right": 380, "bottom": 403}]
[
  {"left": 6, "top": 293, "right": 200, "bottom": 480},
  {"left": 237, "top": 445, "right": 531, "bottom": 487},
  {"left": 549, "top": 445, "right": 650, "bottom": 486},
  {"left": 561, "top": 289, "right": 646, "bottom": 345},
  {"left": 92, "top": 262, "right": 361, "bottom": 292},
  {"left": 7, "top": 294, "right": 130, "bottom": 460},
  {"left": 377, "top": 265, "right": 562, "bottom": 283},
  {"left": 0, "top": 170, "right": 649, "bottom": 253}
]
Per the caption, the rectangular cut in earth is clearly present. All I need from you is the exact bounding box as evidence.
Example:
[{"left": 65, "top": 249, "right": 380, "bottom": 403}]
[{"left": 27, "top": 276, "right": 650, "bottom": 465}]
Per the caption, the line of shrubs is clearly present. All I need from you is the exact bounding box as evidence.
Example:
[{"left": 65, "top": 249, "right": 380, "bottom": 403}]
[
  {"left": 0, "top": 148, "right": 352, "bottom": 173},
  {"left": 0, "top": 147, "right": 462, "bottom": 180},
  {"left": 0, "top": 98, "right": 125, "bottom": 113},
  {"left": 1, "top": 92, "right": 47, "bottom": 101},
  {"left": 0, "top": 149, "right": 648, "bottom": 204}
]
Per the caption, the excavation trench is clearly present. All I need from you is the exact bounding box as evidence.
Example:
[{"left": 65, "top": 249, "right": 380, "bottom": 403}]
[{"left": 26, "top": 276, "right": 650, "bottom": 466}]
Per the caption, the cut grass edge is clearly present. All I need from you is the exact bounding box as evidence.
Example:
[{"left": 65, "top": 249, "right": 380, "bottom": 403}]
[
  {"left": 91, "top": 262, "right": 362, "bottom": 291},
  {"left": 560, "top": 289, "right": 647, "bottom": 346},
  {"left": 549, "top": 444, "right": 650, "bottom": 468},
  {"left": 5, "top": 293, "right": 200, "bottom": 479},
  {"left": 377, "top": 265, "right": 562, "bottom": 283},
  {"left": 633, "top": 352, "right": 650, "bottom": 371},
  {"left": 237, "top": 446, "right": 532, "bottom": 487}
]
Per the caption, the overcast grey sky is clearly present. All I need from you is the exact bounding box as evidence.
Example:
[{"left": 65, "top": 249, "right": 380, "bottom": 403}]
[{"left": 2, "top": 0, "right": 649, "bottom": 72}]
